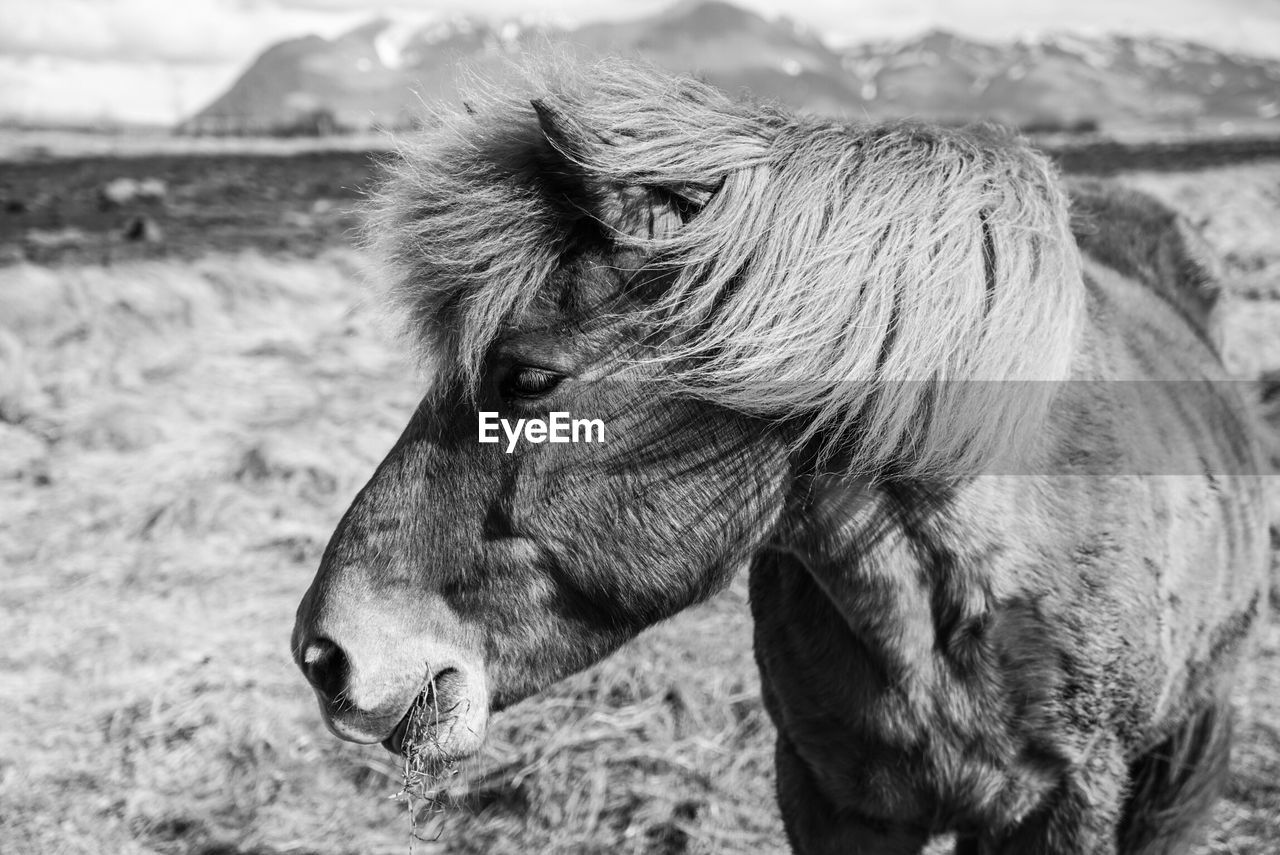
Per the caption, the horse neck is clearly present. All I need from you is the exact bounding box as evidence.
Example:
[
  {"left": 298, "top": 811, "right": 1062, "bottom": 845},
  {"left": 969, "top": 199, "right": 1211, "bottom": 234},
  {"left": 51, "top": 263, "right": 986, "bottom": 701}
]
[{"left": 766, "top": 476, "right": 1018, "bottom": 684}]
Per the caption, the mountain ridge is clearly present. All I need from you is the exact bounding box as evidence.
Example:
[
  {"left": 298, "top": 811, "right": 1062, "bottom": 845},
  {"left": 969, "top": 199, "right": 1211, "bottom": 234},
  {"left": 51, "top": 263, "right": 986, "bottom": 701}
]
[{"left": 181, "top": 0, "right": 1280, "bottom": 136}]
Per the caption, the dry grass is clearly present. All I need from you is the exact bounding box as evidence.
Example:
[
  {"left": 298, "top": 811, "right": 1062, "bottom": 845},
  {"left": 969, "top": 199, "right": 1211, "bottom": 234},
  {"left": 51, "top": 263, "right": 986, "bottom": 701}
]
[{"left": 2, "top": 162, "right": 1278, "bottom": 855}]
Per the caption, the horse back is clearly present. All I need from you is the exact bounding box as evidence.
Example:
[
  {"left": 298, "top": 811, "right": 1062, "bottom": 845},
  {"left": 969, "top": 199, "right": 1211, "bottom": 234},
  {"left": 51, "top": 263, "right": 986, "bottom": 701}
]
[{"left": 1067, "top": 177, "right": 1224, "bottom": 356}]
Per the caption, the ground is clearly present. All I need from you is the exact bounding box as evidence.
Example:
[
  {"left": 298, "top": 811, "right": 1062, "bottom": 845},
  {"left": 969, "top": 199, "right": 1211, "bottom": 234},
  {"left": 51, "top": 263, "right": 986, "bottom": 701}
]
[{"left": 0, "top": 160, "right": 1277, "bottom": 854}]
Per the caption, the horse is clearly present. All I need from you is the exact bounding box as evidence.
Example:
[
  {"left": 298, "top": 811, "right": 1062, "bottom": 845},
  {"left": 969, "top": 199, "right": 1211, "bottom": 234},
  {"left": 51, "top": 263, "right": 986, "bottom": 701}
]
[{"left": 291, "top": 62, "right": 1270, "bottom": 854}]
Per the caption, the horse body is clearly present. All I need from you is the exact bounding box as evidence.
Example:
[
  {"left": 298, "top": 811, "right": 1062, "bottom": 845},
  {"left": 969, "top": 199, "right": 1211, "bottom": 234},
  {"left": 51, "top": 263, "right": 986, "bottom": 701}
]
[
  {"left": 754, "top": 191, "right": 1268, "bottom": 850},
  {"left": 292, "top": 63, "right": 1269, "bottom": 854},
  {"left": 752, "top": 190, "right": 1268, "bottom": 850}
]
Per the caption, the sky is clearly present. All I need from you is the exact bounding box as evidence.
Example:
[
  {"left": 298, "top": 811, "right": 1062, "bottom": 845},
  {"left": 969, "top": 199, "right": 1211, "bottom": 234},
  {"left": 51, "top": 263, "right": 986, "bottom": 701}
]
[{"left": 3, "top": 0, "right": 1280, "bottom": 126}]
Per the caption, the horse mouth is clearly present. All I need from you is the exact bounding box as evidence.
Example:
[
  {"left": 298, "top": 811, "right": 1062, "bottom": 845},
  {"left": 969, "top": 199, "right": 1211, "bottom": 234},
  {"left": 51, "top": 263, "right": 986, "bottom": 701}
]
[
  {"left": 381, "top": 705, "right": 416, "bottom": 756},
  {"left": 379, "top": 668, "right": 485, "bottom": 759}
]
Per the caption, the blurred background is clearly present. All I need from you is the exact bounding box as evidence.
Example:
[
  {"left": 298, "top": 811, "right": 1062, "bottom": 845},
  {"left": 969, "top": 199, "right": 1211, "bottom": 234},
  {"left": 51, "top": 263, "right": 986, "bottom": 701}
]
[{"left": 1, "top": 2, "right": 1278, "bottom": 854}]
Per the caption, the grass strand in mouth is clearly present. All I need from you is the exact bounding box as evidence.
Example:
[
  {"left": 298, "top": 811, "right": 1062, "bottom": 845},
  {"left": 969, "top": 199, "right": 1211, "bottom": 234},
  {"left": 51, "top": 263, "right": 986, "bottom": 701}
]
[{"left": 391, "top": 672, "right": 460, "bottom": 851}]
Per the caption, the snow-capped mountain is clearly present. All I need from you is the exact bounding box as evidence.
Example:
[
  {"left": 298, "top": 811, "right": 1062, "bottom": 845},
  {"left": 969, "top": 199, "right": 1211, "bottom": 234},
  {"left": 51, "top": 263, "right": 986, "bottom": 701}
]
[
  {"left": 181, "top": 1, "right": 1280, "bottom": 135},
  {"left": 843, "top": 29, "right": 1280, "bottom": 128}
]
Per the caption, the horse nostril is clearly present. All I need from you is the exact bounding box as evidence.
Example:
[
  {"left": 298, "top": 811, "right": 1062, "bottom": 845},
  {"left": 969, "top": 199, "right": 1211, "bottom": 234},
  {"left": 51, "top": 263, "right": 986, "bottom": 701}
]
[{"left": 301, "top": 637, "right": 349, "bottom": 701}]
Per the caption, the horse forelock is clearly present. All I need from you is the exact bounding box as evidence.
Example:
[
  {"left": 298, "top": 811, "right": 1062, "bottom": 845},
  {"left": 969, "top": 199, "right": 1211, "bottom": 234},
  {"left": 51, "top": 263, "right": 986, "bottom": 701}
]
[
  {"left": 373, "top": 59, "right": 1086, "bottom": 479},
  {"left": 364, "top": 77, "right": 568, "bottom": 393}
]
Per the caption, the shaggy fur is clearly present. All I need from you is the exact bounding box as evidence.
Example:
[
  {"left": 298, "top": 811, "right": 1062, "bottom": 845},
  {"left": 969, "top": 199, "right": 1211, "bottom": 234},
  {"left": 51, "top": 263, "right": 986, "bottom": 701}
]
[
  {"left": 297, "top": 59, "right": 1271, "bottom": 855},
  {"left": 368, "top": 62, "right": 1083, "bottom": 480}
]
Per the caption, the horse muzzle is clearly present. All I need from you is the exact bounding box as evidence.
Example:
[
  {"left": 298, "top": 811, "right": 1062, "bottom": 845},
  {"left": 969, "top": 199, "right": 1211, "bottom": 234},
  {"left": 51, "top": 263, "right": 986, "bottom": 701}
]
[{"left": 293, "top": 629, "right": 489, "bottom": 758}]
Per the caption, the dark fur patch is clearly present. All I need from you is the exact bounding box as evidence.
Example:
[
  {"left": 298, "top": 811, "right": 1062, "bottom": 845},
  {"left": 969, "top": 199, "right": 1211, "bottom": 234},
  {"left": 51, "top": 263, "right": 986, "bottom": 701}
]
[
  {"left": 1119, "top": 703, "right": 1234, "bottom": 854},
  {"left": 1067, "top": 178, "right": 1222, "bottom": 352},
  {"left": 988, "top": 599, "right": 1069, "bottom": 741}
]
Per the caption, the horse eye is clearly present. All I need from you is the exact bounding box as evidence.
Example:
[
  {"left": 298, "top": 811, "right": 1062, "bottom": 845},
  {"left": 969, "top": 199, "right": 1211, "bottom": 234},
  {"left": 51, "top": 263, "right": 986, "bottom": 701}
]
[{"left": 501, "top": 365, "right": 564, "bottom": 399}]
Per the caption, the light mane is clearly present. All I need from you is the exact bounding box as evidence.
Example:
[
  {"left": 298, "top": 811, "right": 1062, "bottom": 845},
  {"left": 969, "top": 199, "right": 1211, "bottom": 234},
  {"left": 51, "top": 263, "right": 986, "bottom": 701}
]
[{"left": 370, "top": 60, "right": 1085, "bottom": 479}]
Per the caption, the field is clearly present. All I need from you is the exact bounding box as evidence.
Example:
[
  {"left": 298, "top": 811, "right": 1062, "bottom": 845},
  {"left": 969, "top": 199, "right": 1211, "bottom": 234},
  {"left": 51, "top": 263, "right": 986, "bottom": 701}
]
[
  {"left": 1, "top": 154, "right": 1278, "bottom": 854},
  {"left": 6, "top": 134, "right": 1280, "bottom": 268}
]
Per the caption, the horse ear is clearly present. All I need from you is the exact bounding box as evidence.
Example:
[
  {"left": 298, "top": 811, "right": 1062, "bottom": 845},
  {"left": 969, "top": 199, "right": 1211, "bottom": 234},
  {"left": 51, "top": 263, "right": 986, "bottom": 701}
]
[
  {"left": 530, "top": 98, "right": 597, "bottom": 167},
  {"left": 530, "top": 97, "right": 697, "bottom": 241}
]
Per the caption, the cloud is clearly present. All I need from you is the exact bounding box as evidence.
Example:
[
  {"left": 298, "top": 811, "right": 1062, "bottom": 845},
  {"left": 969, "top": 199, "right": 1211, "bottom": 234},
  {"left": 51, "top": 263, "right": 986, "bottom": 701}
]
[
  {"left": 0, "top": 55, "right": 239, "bottom": 124},
  {"left": 0, "top": 0, "right": 373, "bottom": 123},
  {"left": 269, "top": 0, "right": 665, "bottom": 18},
  {"left": 0, "top": 0, "right": 367, "bottom": 65},
  {"left": 0, "top": 0, "right": 672, "bottom": 67}
]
